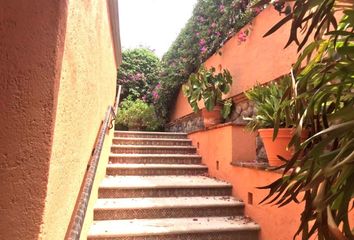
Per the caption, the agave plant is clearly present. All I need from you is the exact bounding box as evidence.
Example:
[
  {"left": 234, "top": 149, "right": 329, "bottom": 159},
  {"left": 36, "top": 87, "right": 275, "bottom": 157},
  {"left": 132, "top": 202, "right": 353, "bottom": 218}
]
[
  {"left": 182, "top": 65, "right": 233, "bottom": 118},
  {"left": 254, "top": 0, "right": 354, "bottom": 239}
]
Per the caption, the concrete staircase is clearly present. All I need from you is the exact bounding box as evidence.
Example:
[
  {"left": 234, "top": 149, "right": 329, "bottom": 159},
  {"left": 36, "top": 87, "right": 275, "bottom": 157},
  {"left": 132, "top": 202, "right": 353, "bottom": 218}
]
[{"left": 88, "top": 131, "right": 260, "bottom": 240}]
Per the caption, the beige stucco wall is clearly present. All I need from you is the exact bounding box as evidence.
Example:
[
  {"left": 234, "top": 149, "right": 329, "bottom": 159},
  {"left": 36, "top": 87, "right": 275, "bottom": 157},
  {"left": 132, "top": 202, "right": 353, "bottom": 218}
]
[{"left": 40, "top": 0, "right": 117, "bottom": 239}]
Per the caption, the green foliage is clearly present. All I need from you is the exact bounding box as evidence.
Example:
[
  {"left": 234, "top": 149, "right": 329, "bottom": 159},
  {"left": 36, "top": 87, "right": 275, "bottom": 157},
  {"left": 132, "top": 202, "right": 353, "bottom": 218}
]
[
  {"left": 115, "top": 98, "right": 162, "bottom": 131},
  {"left": 256, "top": 1, "right": 354, "bottom": 239},
  {"left": 155, "top": 0, "right": 264, "bottom": 121},
  {"left": 117, "top": 48, "right": 161, "bottom": 104},
  {"left": 244, "top": 77, "right": 294, "bottom": 131},
  {"left": 182, "top": 65, "right": 233, "bottom": 118}
]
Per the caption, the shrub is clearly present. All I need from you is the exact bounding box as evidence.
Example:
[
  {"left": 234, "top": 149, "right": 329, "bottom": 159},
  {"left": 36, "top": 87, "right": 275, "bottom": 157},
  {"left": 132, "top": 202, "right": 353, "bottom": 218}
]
[
  {"left": 115, "top": 98, "right": 161, "bottom": 131},
  {"left": 117, "top": 48, "right": 161, "bottom": 104}
]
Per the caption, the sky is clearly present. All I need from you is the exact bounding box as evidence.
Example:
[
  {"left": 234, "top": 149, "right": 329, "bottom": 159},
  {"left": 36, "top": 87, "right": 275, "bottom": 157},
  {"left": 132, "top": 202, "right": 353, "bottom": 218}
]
[{"left": 118, "top": 0, "right": 198, "bottom": 58}]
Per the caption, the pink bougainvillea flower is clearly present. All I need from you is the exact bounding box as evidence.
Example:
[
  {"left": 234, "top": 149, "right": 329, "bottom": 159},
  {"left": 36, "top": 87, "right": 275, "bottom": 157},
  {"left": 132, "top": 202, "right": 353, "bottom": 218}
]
[
  {"left": 211, "top": 22, "right": 217, "bottom": 28},
  {"left": 196, "top": 32, "right": 200, "bottom": 37},
  {"left": 253, "top": 6, "right": 262, "bottom": 14},
  {"left": 237, "top": 31, "right": 247, "bottom": 42},
  {"left": 219, "top": 4, "right": 225, "bottom": 12},
  {"left": 198, "top": 16, "right": 205, "bottom": 22},
  {"left": 199, "top": 38, "right": 206, "bottom": 46},
  {"left": 215, "top": 31, "right": 221, "bottom": 37},
  {"left": 152, "top": 90, "right": 159, "bottom": 102},
  {"left": 201, "top": 46, "right": 207, "bottom": 53}
]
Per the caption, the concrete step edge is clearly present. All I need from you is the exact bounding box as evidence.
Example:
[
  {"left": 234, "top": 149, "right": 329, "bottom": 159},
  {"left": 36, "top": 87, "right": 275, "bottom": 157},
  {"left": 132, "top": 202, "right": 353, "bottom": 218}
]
[
  {"left": 109, "top": 153, "right": 202, "bottom": 158},
  {"left": 94, "top": 197, "right": 244, "bottom": 210},
  {"left": 111, "top": 145, "right": 196, "bottom": 149},
  {"left": 99, "top": 184, "right": 232, "bottom": 190},
  {"left": 107, "top": 163, "right": 207, "bottom": 169},
  {"left": 88, "top": 216, "right": 260, "bottom": 238},
  {"left": 115, "top": 131, "right": 187, "bottom": 135},
  {"left": 113, "top": 137, "right": 192, "bottom": 142}
]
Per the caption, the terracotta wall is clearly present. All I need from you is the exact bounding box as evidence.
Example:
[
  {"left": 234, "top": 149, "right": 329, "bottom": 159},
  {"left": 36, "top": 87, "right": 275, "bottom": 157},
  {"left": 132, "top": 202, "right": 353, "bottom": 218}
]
[
  {"left": 40, "top": 0, "right": 117, "bottom": 239},
  {"left": 188, "top": 126, "right": 306, "bottom": 240},
  {"left": 0, "top": 0, "right": 118, "bottom": 239},
  {"left": 0, "top": 1, "right": 68, "bottom": 239},
  {"left": 170, "top": 6, "right": 299, "bottom": 122}
]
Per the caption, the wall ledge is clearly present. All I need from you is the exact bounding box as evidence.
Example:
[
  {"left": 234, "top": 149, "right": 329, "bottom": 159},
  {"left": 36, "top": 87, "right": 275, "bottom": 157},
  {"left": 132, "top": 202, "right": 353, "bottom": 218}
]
[
  {"left": 188, "top": 122, "right": 246, "bottom": 135},
  {"left": 231, "top": 161, "right": 284, "bottom": 174}
]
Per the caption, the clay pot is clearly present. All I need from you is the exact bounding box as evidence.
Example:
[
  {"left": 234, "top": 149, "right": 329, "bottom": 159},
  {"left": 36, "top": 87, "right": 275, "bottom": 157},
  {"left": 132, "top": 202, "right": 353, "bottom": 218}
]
[
  {"left": 201, "top": 105, "right": 223, "bottom": 128},
  {"left": 258, "top": 128, "right": 307, "bottom": 167}
]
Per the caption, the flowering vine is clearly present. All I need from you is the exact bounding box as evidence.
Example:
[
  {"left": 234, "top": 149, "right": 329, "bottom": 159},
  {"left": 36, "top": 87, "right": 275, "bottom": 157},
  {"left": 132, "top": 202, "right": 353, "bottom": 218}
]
[{"left": 155, "top": 0, "right": 267, "bottom": 120}]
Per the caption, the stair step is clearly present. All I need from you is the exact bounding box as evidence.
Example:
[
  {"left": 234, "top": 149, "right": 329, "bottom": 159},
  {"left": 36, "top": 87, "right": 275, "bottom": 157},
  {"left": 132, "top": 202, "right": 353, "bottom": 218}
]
[
  {"left": 106, "top": 163, "right": 208, "bottom": 176},
  {"left": 115, "top": 131, "right": 188, "bottom": 139},
  {"left": 94, "top": 196, "right": 244, "bottom": 220},
  {"left": 98, "top": 176, "right": 232, "bottom": 198},
  {"left": 113, "top": 137, "right": 192, "bottom": 146},
  {"left": 88, "top": 216, "right": 260, "bottom": 240},
  {"left": 109, "top": 154, "right": 202, "bottom": 164},
  {"left": 111, "top": 145, "right": 197, "bottom": 154}
]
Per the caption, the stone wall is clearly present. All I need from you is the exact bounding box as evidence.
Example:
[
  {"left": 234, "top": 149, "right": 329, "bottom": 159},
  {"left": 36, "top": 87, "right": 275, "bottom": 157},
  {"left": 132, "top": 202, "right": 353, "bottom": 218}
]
[
  {"left": 226, "top": 99, "right": 255, "bottom": 125},
  {"left": 166, "top": 112, "right": 204, "bottom": 133}
]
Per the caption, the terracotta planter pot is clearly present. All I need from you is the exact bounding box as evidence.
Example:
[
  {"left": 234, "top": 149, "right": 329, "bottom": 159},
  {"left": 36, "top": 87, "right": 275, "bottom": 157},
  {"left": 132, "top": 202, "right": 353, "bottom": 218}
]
[
  {"left": 201, "top": 105, "right": 222, "bottom": 128},
  {"left": 258, "top": 128, "right": 307, "bottom": 167}
]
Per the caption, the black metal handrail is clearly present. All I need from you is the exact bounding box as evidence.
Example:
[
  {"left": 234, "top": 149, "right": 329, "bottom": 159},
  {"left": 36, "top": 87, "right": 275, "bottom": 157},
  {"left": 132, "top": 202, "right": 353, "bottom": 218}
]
[{"left": 66, "top": 85, "right": 122, "bottom": 240}]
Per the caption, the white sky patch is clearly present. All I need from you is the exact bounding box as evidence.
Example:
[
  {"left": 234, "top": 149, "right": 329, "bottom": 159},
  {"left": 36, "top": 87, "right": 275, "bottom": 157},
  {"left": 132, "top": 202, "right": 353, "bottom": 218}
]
[{"left": 118, "top": 0, "right": 197, "bottom": 58}]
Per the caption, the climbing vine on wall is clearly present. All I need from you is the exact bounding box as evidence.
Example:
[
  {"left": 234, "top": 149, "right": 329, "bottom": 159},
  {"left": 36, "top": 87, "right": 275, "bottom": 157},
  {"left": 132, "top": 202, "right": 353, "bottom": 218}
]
[{"left": 155, "top": 0, "right": 264, "bottom": 120}]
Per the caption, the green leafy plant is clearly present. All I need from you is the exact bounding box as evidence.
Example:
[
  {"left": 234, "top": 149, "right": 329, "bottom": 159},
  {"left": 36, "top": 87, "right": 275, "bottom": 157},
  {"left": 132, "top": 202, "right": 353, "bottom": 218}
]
[
  {"left": 117, "top": 48, "right": 161, "bottom": 104},
  {"left": 244, "top": 77, "right": 294, "bottom": 132},
  {"left": 182, "top": 65, "right": 233, "bottom": 118},
  {"left": 115, "top": 98, "right": 162, "bottom": 131},
  {"left": 254, "top": 1, "right": 354, "bottom": 239}
]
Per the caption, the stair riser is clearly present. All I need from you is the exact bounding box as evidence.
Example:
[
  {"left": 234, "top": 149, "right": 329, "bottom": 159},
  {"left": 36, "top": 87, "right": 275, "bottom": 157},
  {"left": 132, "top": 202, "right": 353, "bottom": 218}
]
[
  {"left": 109, "top": 156, "right": 202, "bottom": 165},
  {"left": 106, "top": 168, "right": 207, "bottom": 176},
  {"left": 111, "top": 148, "right": 196, "bottom": 154},
  {"left": 99, "top": 187, "right": 232, "bottom": 198},
  {"left": 114, "top": 133, "right": 187, "bottom": 139},
  {"left": 88, "top": 230, "right": 259, "bottom": 240},
  {"left": 94, "top": 206, "right": 244, "bottom": 220},
  {"left": 113, "top": 139, "right": 192, "bottom": 146}
]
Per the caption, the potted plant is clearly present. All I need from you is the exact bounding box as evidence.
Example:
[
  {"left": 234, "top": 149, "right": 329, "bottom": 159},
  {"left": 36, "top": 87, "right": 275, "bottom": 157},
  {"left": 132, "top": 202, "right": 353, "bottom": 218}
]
[
  {"left": 244, "top": 77, "right": 306, "bottom": 166},
  {"left": 182, "top": 65, "right": 233, "bottom": 128}
]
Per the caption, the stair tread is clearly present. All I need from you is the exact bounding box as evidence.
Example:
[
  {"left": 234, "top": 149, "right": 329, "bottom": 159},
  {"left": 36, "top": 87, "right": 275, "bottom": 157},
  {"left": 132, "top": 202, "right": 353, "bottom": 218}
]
[
  {"left": 107, "top": 163, "right": 207, "bottom": 169},
  {"left": 114, "top": 137, "right": 192, "bottom": 141},
  {"left": 115, "top": 131, "right": 187, "bottom": 135},
  {"left": 110, "top": 153, "right": 201, "bottom": 158},
  {"left": 88, "top": 216, "right": 259, "bottom": 237},
  {"left": 111, "top": 145, "right": 196, "bottom": 149},
  {"left": 100, "top": 175, "right": 232, "bottom": 189},
  {"left": 94, "top": 196, "right": 243, "bottom": 210}
]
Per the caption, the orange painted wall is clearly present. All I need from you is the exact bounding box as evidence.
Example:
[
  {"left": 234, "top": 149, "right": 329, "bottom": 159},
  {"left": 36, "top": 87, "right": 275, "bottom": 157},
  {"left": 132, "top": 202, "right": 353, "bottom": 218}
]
[
  {"left": 0, "top": 1, "right": 68, "bottom": 239},
  {"left": 188, "top": 126, "right": 306, "bottom": 240},
  {"left": 170, "top": 6, "right": 299, "bottom": 121},
  {"left": 0, "top": 0, "right": 118, "bottom": 239},
  {"left": 40, "top": 0, "right": 117, "bottom": 239}
]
